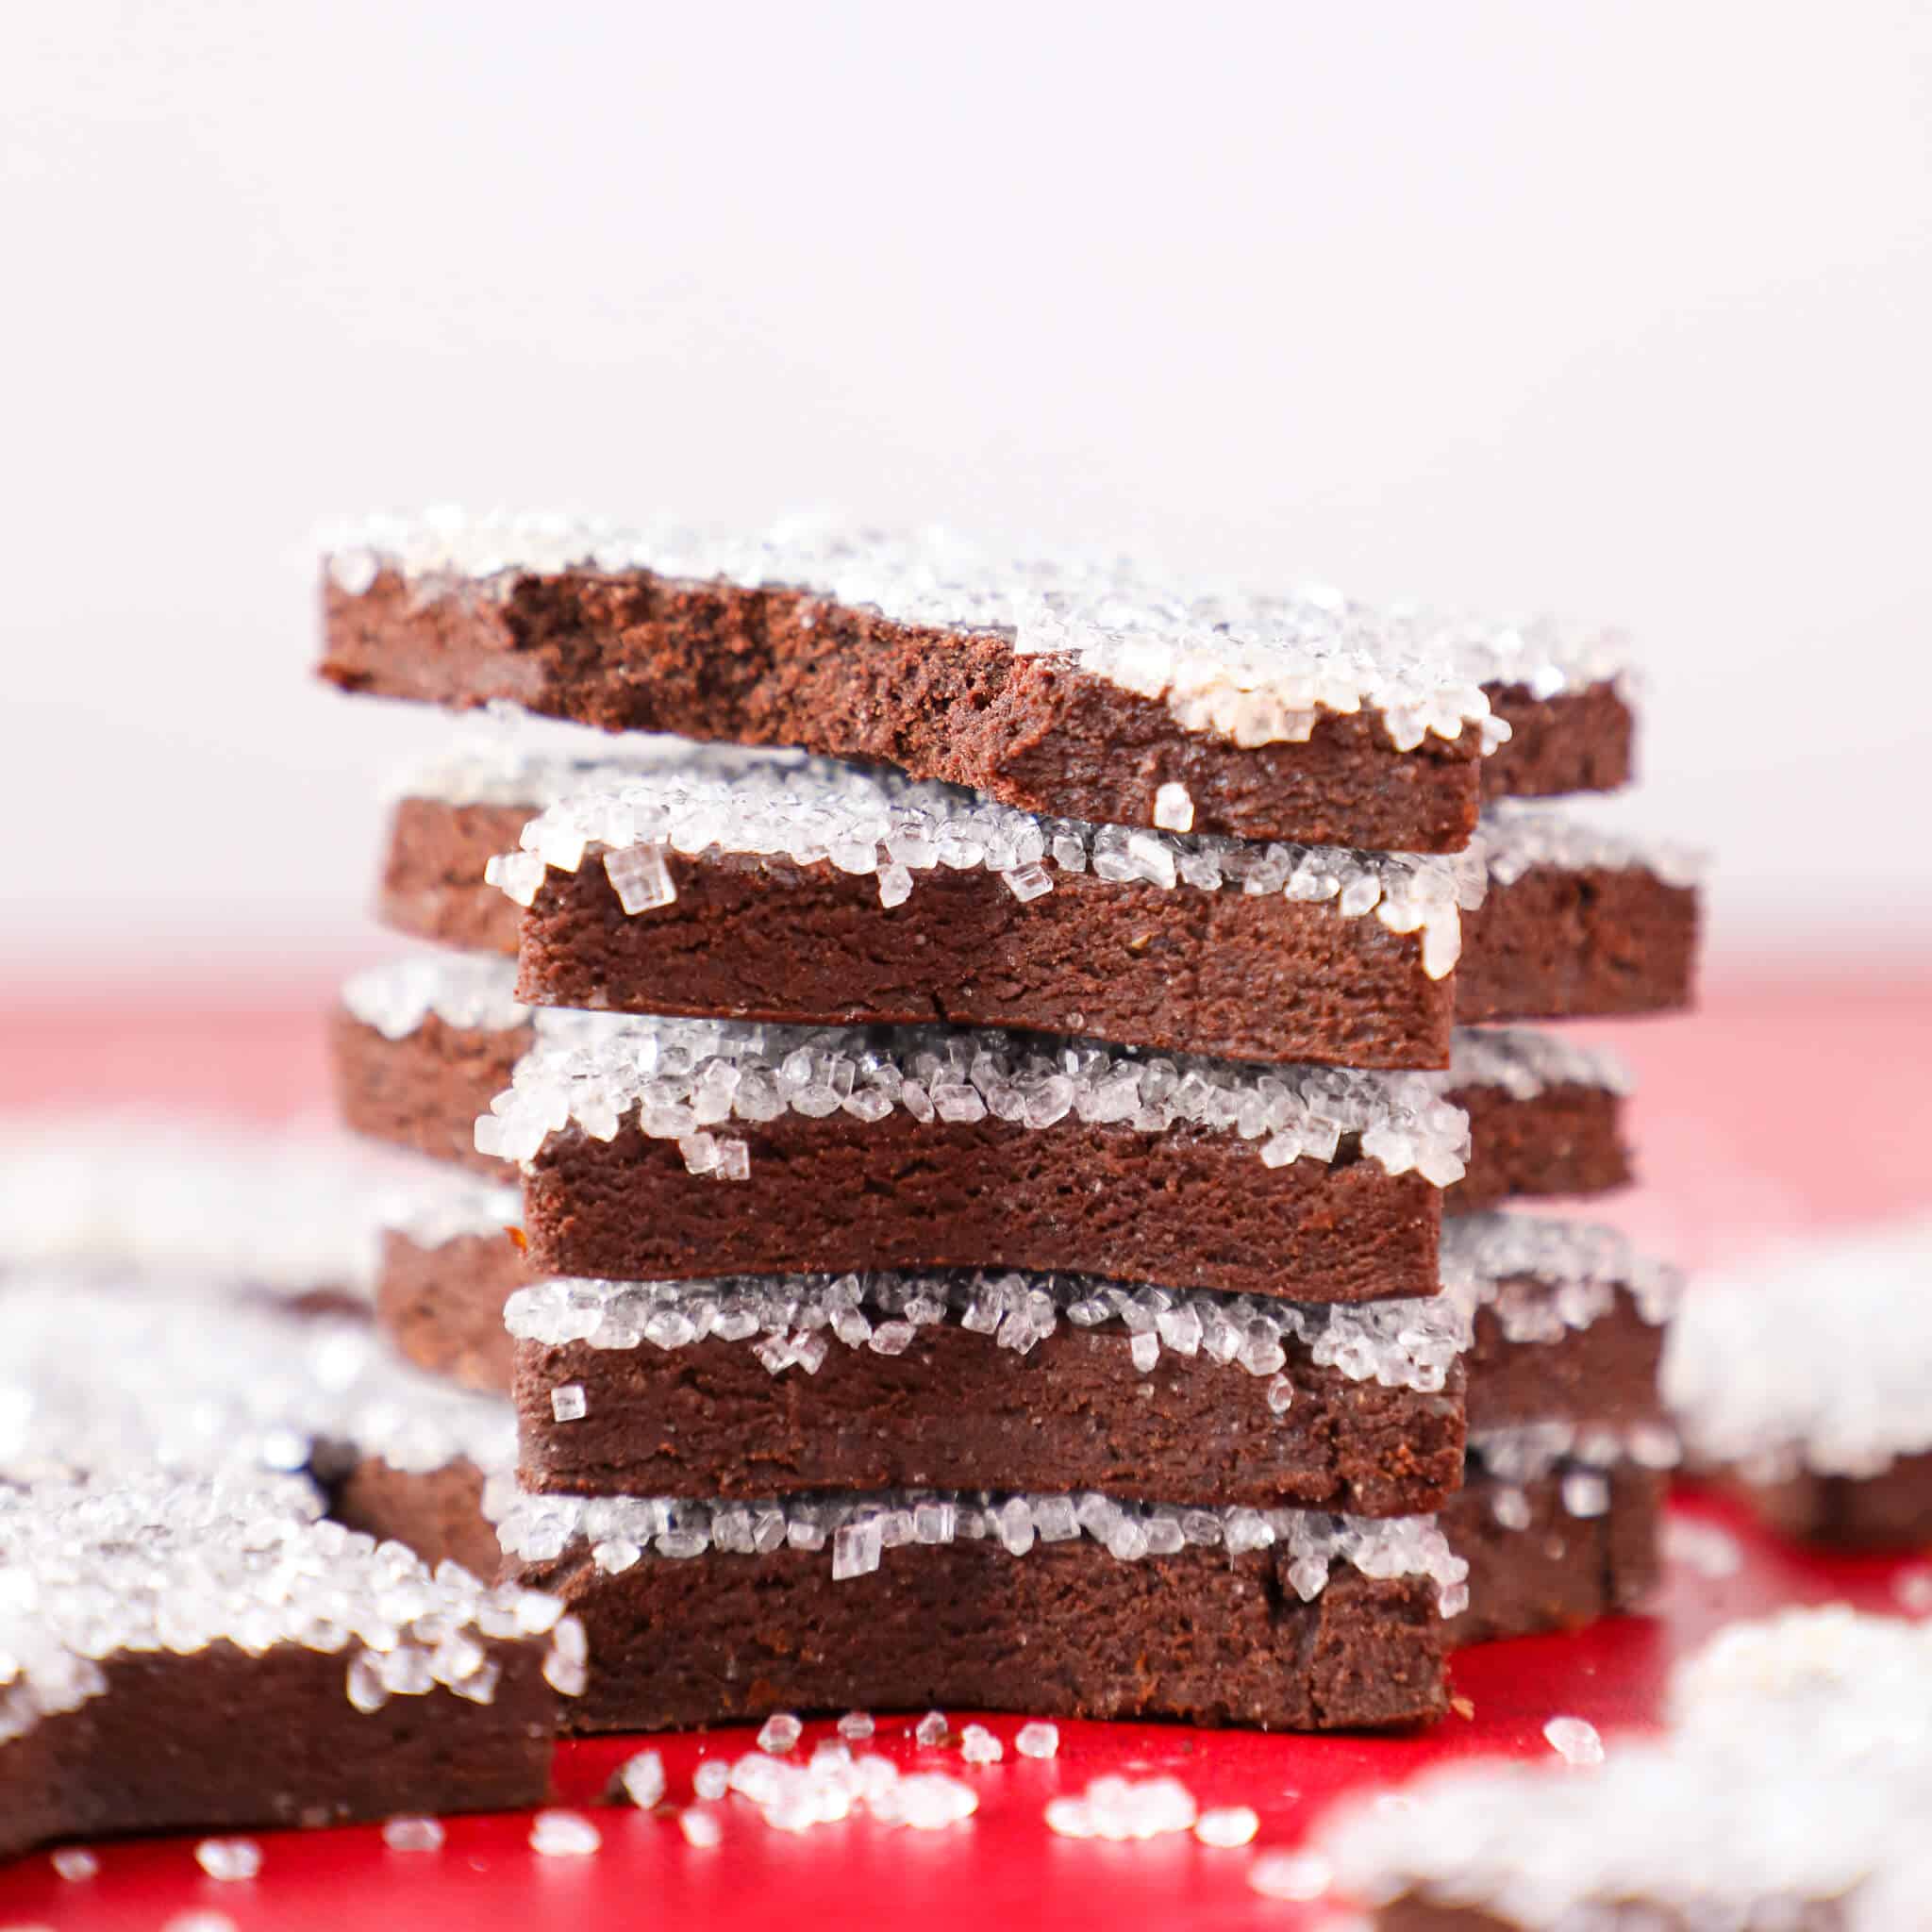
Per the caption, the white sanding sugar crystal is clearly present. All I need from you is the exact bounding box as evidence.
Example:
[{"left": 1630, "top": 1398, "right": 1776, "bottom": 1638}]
[
  {"left": 1439, "top": 1025, "right": 1634, "bottom": 1102},
  {"left": 377, "top": 1168, "right": 524, "bottom": 1251},
  {"left": 1467, "top": 1422, "right": 1677, "bottom": 1496},
  {"left": 0, "top": 1274, "right": 516, "bottom": 1493},
  {"left": 1045, "top": 1775, "right": 1198, "bottom": 1841},
  {"left": 1152, "top": 781, "right": 1194, "bottom": 831},
  {"left": 491, "top": 1485, "right": 1467, "bottom": 1610},
  {"left": 1541, "top": 1716, "right": 1605, "bottom": 1765},
  {"left": 692, "top": 1760, "right": 730, "bottom": 1800},
  {"left": 679, "top": 1807, "right": 724, "bottom": 1847},
  {"left": 1664, "top": 1215, "right": 1932, "bottom": 1481},
  {"left": 51, "top": 1847, "right": 99, "bottom": 1880},
  {"left": 502, "top": 756, "right": 1482, "bottom": 976},
  {"left": 382, "top": 1816, "right": 446, "bottom": 1852},
  {"left": 1194, "top": 1807, "right": 1260, "bottom": 1847},
  {"left": 528, "top": 1810, "right": 601, "bottom": 1857},
  {"left": 1440, "top": 1212, "right": 1683, "bottom": 1341},
  {"left": 0, "top": 1113, "right": 397, "bottom": 1304},
  {"left": 325, "top": 511, "right": 1636, "bottom": 760},
  {"left": 915, "top": 1709, "right": 950, "bottom": 1747},
  {"left": 194, "top": 1840, "right": 262, "bottom": 1881},
  {"left": 341, "top": 953, "right": 529, "bottom": 1042},
  {"left": 483, "top": 1014, "right": 1472, "bottom": 1186},
  {"left": 0, "top": 1468, "right": 576, "bottom": 1751},
  {"left": 1477, "top": 800, "right": 1704, "bottom": 891},
  {"left": 758, "top": 1712, "right": 804, "bottom": 1755},
  {"left": 1659, "top": 1513, "right": 1743, "bottom": 1579},
  {"left": 838, "top": 1710, "right": 875, "bottom": 1740},
  {"left": 1320, "top": 1609, "right": 1932, "bottom": 1928},
  {"left": 1895, "top": 1568, "right": 1932, "bottom": 1616},
  {"left": 1014, "top": 1721, "right": 1059, "bottom": 1759},
  {"left": 958, "top": 1724, "right": 1003, "bottom": 1765},
  {"left": 616, "top": 1752, "right": 666, "bottom": 1808},
  {"left": 1247, "top": 1850, "right": 1333, "bottom": 1900},
  {"left": 506, "top": 1266, "right": 1468, "bottom": 1397},
  {"left": 164, "top": 1915, "right": 240, "bottom": 1932}
]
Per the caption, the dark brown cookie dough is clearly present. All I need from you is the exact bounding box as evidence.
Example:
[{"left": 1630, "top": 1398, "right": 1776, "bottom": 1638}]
[
  {"left": 513, "top": 1315, "right": 1467, "bottom": 1518},
  {"left": 1441, "top": 1460, "right": 1665, "bottom": 1647},
  {"left": 523, "top": 1110, "right": 1441, "bottom": 1304},
  {"left": 323, "top": 566, "right": 1631, "bottom": 851},
  {"left": 376, "top": 1224, "right": 529, "bottom": 1394},
  {"left": 2, "top": 1636, "right": 554, "bottom": 1860},
  {"left": 1463, "top": 1285, "right": 1667, "bottom": 1435},
  {"left": 508, "top": 1535, "right": 1446, "bottom": 1734},
  {"left": 1727, "top": 1450, "right": 1932, "bottom": 1550},
  {"left": 326, "top": 1454, "right": 504, "bottom": 1581},
  {"left": 330, "top": 1007, "right": 523, "bottom": 1175}
]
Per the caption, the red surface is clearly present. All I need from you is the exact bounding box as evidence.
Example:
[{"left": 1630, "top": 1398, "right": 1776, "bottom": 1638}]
[{"left": 3, "top": 975, "right": 1929, "bottom": 1930}]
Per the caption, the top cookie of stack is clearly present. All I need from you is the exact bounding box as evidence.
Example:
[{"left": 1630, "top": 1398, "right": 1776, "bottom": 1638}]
[{"left": 320, "top": 509, "right": 1633, "bottom": 855}]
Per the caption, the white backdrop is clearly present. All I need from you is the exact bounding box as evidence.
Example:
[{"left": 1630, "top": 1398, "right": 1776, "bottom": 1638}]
[{"left": 7, "top": 2, "right": 1931, "bottom": 987}]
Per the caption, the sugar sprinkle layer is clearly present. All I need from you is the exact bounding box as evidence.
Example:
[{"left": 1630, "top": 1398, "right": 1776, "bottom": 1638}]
[
  {"left": 488, "top": 752, "right": 1483, "bottom": 979},
  {"left": 1441, "top": 1026, "right": 1632, "bottom": 1101},
  {"left": 324, "top": 508, "right": 1636, "bottom": 758},
  {"left": 1318, "top": 1607, "right": 1932, "bottom": 1930},
  {"left": 494, "top": 1484, "right": 1470, "bottom": 1615},
  {"left": 0, "top": 1468, "right": 580, "bottom": 1748},
  {"left": 1441, "top": 1213, "right": 1684, "bottom": 1341},
  {"left": 505, "top": 1266, "right": 1469, "bottom": 1396},
  {"left": 475, "top": 1014, "right": 1472, "bottom": 1187},
  {"left": 0, "top": 1274, "right": 515, "bottom": 1488},
  {"left": 1664, "top": 1215, "right": 1932, "bottom": 1480},
  {"left": 1477, "top": 800, "right": 1704, "bottom": 891}
]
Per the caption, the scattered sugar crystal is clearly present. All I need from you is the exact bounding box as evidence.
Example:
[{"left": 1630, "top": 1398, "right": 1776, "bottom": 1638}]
[
  {"left": 603, "top": 841, "right": 677, "bottom": 914},
  {"left": 1561, "top": 1471, "right": 1610, "bottom": 1519},
  {"left": 1194, "top": 1807, "right": 1260, "bottom": 1847},
  {"left": 1152, "top": 781, "right": 1194, "bottom": 832},
  {"left": 959, "top": 1724, "right": 1003, "bottom": 1764},
  {"left": 1248, "top": 1850, "right": 1332, "bottom": 1900},
  {"left": 1002, "top": 863, "right": 1054, "bottom": 901},
  {"left": 1895, "top": 1568, "right": 1932, "bottom": 1616},
  {"left": 678, "top": 1807, "right": 723, "bottom": 1847},
  {"left": 529, "top": 1809, "right": 602, "bottom": 1857},
  {"left": 1015, "top": 1720, "right": 1058, "bottom": 1758},
  {"left": 1664, "top": 1215, "right": 1932, "bottom": 1482},
  {"left": 382, "top": 1816, "right": 445, "bottom": 1852},
  {"left": 915, "top": 1709, "right": 949, "bottom": 1747},
  {"left": 618, "top": 1752, "right": 666, "bottom": 1808},
  {"left": 550, "top": 1382, "right": 588, "bottom": 1423},
  {"left": 1660, "top": 1514, "right": 1743, "bottom": 1579},
  {"left": 758, "top": 1712, "right": 804, "bottom": 1755},
  {"left": 878, "top": 863, "right": 913, "bottom": 908},
  {"left": 1044, "top": 1795, "right": 1091, "bottom": 1838},
  {"left": 164, "top": 1916, "right": 240, "bottom": 1932},
  {"left": 893, "top": 1774, "right": 979, "bottom": 1830},
  {"left": 194, "top": 1839, "right": 262, "bottom": 1881},
  {"left": 1046, "top": 1775, "right": 1199, "bottom": 1841},
  {"left": 832, "top": 1519, "right": 883, "bottom": 1580},
  {"left": 1543, "top": 1716, "right": 1605, "bottom": 1765},
  {"left": 51, "top": 1847, "right": 99, "bottom": 1880},
  {"left": 693, "top": 1760, "right": 730, "bottom": 1800},
  {"left": 839, "top": 1710, "right": 875, "bottom": 1740}
]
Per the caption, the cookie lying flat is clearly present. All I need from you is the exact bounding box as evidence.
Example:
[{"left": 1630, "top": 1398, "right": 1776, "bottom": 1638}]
[
  {"left": 1442, "top": 1430, "right": 1669, "bottom": 1647},
  {"left": 319, "top": 511, "right": 1636, "bottom": 853},
  {"left": 1318, "top": 1607, "right": 1932, "bottom": 1928},
  {"left": 0, "top": 1470, "right": 573, "bottom": 1860},
  {"left": 337, "top": 958, "right": 1631, "bottom": 1232},
  {"left": 496, "top": 1484, "right": 1463, "bottom": 1733},
  {"left": 508, "top": 1268, "right": 1468, "bottom": 1518},
  {"left": 1665, "top": 1215, "right": 1932, "bottom": 1546},
  {"left": 378, "top": 742, "right": 1696, "bottom": 1063},
  {"left": 376, "top": 1169, "right": 527, "bottom": 1391},
  {"left": 0, "top": 1272, "right": 515, "bottom": 1575},
  {"left": 485, "top": 1013, "right": 1469, "bottom": 1302},
  {"left": 1444, "top": 1214, "right": 1681, "bottom": 1438}
]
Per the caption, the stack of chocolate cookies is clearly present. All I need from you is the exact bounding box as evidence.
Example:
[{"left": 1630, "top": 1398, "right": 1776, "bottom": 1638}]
[{"left": 322, "top": 514, "right": 1700, "bottom": 1731}]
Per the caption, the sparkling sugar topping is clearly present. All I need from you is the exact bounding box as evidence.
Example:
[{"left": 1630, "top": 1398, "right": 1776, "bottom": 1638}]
[
  {"left": 475, "top": 1015, "right": 1472, "bottom": 1187},
  {"left": 1319, "top": 1609, "right": 1932, "bottom": 1930},
  {"left": 0, "top": 1275, "right": 515, "bottom": 1486},
  {"left": 493, "top": 1486, "right": 1468, "bottom": 1613},
  {"left": 491, "top": 755, "right": 1482, "bottom": 978},
  {"left": 1664, "top": 1216, "right": 1932, "bottom": 1479},
  {"left": 1440, "top": 1026, "right": 1632, "bottom": 1100},
  {"left": 1440, "top": 1214, "right": 1684, "bottom": 1341},
  {"left": 341, "top": 953, "right": 530, "bottom": 1041},
  {"left": 0, "top": 1113, "right": 403, "bottom": 1301},
  {"left": 325, "top": 509, "right": 1634, "bottom": 755},
  {"left": 376, "top": 1168, "right": 524, "bottom": 1250},
  {"left": 0, "top": 1469, "right": 578, "bottom": 1747},
  {"left": 1478, "top": 801, "right": 1705, "bottom": 891},
  {"left": 505, "top": 1267, "right": 1469, "bottom": 1396}
]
